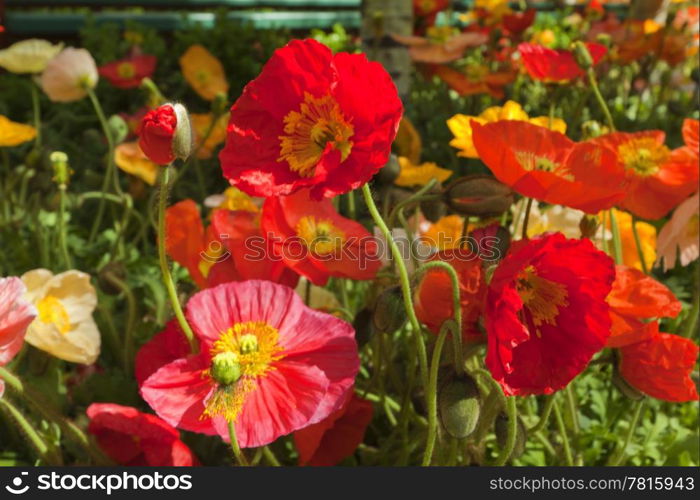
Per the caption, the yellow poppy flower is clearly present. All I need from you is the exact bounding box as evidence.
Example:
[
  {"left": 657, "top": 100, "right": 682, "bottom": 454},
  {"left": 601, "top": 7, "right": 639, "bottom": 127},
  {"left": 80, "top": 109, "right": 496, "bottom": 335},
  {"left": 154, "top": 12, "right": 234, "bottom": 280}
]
[
  {"left": 601, "top": 209, "right": 657, "bottom": 272},
  {"left": 179, "top": 45, "right": 229, "bottom": 101},
  {"left": 447, "top": 100, "right": 567, "bottom": 158},
  {"left": 394, "top": 116, "right": 422, "bottom": 165},
  {"left": 421, "top": 214, "right": 465, "bottom": 249},
  {"left": 191, "top": 112, "right": 228, "bottom": 159},
  {"left": 115, "top": 141, "right": 159, "bottom": 186},
  {"left": 0, "top": 39, "right": 63, "bottom": 74},
  {"left": 395, "top": 156, "right": 452, "bottom": 187},
  {"left": 21, "top": 269, "right": 100, "bottom": 365},
  {"left": 0, "top": 115, "right": 37, "bottom": 147}
]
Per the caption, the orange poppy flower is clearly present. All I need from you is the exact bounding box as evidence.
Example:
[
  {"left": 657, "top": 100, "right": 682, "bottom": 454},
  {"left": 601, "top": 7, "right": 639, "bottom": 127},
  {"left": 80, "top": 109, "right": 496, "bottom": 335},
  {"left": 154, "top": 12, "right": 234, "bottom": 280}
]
[
  {"left": 190, "top": 113, "right": 228, "bottom": 159},
  {"left": 619, "top": 328, "right": 698, "bottom": 402},
  {"left": 471, "top": 120, "right": 625, "bottom": 214},
  {"left": 179, "top": 44, "right": 229, "bottom": 101},
  {"left": 606, "top": 265, "right": 682, "bottom": 348},
  {"left": 414, "top": 248, "right": 487, "bottom": 342},
  {"left": 588, "top": 130, "right": 699, "bottom": 220},
  {"left": 427, "top": 64, "right": 516, "bottom": 99}
]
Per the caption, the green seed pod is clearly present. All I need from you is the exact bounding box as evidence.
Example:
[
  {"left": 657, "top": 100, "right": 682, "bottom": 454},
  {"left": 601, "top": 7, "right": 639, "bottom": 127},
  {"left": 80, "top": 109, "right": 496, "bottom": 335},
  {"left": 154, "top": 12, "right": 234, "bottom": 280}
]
[
  {"left": 612, "top": 365, "right": 644, "bottom": 401},
  {"left": 352, "top": 308, "right": 374, "bottom": 349},
  {"left": 211, "top": 352, "right": 242, "bottom": 386},
  {"left": 438, "top": 375, "right": 481, "bottom": 439},
  {"left": 375, "top": 154, "right": 401, "bottom": 185},
  {"left": 571, "top": 41, "right": 594, "bottom": 70},
  {"left": 372, "top": 285, "right": 407, "bottom": 333},
  {"left": 107, "top": 114, "right": 129, "bottom": 144},
  {"left": 495, "top": 413, "right": 527, "bottom": 460},
  {"left": 443, "top": 175, "right": 513, "bottom": 217}
]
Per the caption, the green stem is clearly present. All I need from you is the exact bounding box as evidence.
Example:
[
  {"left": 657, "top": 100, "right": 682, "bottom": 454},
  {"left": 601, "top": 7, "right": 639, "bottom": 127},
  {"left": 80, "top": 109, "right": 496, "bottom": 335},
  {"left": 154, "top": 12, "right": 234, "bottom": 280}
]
[
  {"left": 30, "top": 82, "right": 42, "bottom": 150},
  {"left": 415, "top": 261, "right": 463, "bottom": 375},
  {"left": 361, "top": 183, "right": 429, "bottom": 388},
  {"left": 609, "top": 209, "right": 623, "bottom": 265},
  {"left": 630, "top": 215, "right": 649, "bottom": 273},
  {"left": 422, "top": 320, "right": 454, "bottom": 466},
  {"left": 681, "top": 283, "right": 699, "bottom": 338},
  {"left": 553, "top": 399, "right": 573, "bottom": 466},
  {"left": 0, "top": 398, "right": 61, "bottom": 465},
  {"left": 521, "top": 198, "right": 534, "bottom": 240},
  {"left": 493, "top": 396, "right": 518, "bottom": 466},
  {"left": 262, "top": 446, "right": 281, "bottom": 466},
  {"left": 587, "top": 68, "right": 616, "bottom": 132},
  {"left": 608, "top": 399, "right": 645, "bottom": 466},
  {"left": 565, "top": 386, "right": 580, "bottom": 435},
  {"left": 528, "top": 395, "right": 555, "bottom": 434},
  {"left": 227, "top": 421, "right": 249, "bottom": 466},
  {"left": 57, "top": 185, "right": 73, "bottom": 270},
  {"left": 102, "top": 272, "right": 137, "bottom": 373},
  {"left": 347, "top": 189, "right": 356, "bottom": 219},
  {"left": 388, "top": 178, "right": 438, "bottom": 228},
  {"left": 87, "top": 87, "right": 121, "bottom": 244},
  {"left": 156, "top": 166, "right": 198, "bottom": 353}
]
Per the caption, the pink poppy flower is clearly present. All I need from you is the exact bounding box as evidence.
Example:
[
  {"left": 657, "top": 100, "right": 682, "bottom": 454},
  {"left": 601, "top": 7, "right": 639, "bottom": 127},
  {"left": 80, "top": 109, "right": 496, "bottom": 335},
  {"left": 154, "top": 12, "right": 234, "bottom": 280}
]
[
  {"left": 139, "top": 280, "right": 359, "bottom": 448},
  {"left": 0, "top": 277, "right": 36, "bottom": 396}
]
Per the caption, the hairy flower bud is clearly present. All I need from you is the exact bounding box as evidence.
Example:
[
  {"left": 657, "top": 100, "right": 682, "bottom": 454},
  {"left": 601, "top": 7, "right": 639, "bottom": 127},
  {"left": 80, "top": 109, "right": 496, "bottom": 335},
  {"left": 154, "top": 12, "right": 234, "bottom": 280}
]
[
  {"left": 211, "top": 352, "right": 242, "bottom": 386},
  {"left": 107, "top": 114, "right": 129, "bottom": 144},
  {"left": 372, "top": 285, "right": 407, "bottom": 334},
  {"left": 438, "top": 374, "right": 481, "bottom": 439},
  {"left": 50, "top": 151, "right": 72, "bottom": 186},
  {"left": 572, "top": 41, "right": 594, "bottom": 70},
  {"left": 444, "top": 175, "right": 513, "bottom": 217},
  {"left": 495, "top": 413, "right": 528, "bottom": 460}
]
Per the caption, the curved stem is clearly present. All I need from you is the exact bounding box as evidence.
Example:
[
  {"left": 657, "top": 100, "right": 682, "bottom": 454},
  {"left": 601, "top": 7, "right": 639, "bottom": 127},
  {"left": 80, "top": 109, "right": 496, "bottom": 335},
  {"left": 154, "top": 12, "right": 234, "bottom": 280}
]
[
  {"left": 422, "top": 320, "right": 454, "bottom": 466},
  {"left": 156, "top": 166, "right": 198, "bottom": 353},
  {"left": 587, "top": 68, "right": 616, "bottom": 132},
  {"left": 388, "top": 178, "right": 438, "bottom": 228},
  {"left": 102, "top": 271, "right": 137, "bottom": 373},
  {"left": 0, "top": 398, "right": 61, "bottom": 465},
  {"left": 361, "top": 183, "right": 429, "bottom": 387},
  {"left": 553, "top": 398, "right": 574, "bottom": 466},
  {"left": 608, "top": 399, "right": 645, "bottom": 466},
  {"left": 227, "top": 420, "right": 248, "bottom": 466},
  {"left": 527, "top": 395, "right": 555, "bottom": 433},
  {"left": 493, "top": 396, "right": 518, "bottom": 466},
  {"left": 262, "top": 446, "right": 281, "bottom": 466},
  {"left": 87, "top": 87, "right": 121, "bottom": 244},
  {"left": 565, "top": 386, "right": 580, "bottom": 436},
  {"left": 415, "top": 260, "right": 463, "bottom": 375}
]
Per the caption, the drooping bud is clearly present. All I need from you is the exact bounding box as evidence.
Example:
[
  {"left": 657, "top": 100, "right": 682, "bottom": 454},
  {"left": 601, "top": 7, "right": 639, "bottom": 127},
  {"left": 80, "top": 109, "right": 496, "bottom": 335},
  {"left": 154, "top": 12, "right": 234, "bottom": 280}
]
[
  {"left": 572, "top": 41, "right": 594, "bottom": 70},
  {"left": 107, "top": 114, "right": 129, "bottom": 144},
  {"left": 579, "top": 214, "right": 600, "bottom": 240},
  {"left": 438, "top": 374, "right": 481, "bottom": 439},
  {"left": 372, "top": 285, "right": 407, "bottom": 334},
  {"left": 443, "top": 175, "right": 513, "bottom": 217},
  {"left": 211, "top": 352, "right": 242, "bottom": 386},
  {"left": 495, "top": 413, "right": 528, "bottom": 460}
]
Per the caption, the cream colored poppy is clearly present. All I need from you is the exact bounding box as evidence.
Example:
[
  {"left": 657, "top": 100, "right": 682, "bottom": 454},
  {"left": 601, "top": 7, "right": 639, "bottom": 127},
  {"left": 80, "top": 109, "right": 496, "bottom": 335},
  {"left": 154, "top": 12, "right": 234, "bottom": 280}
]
[
  {"left": 0, "top": 39, "right": 64, "bottom": 74},
  {"left": 21, "top": 269, "right": 100, "bottom": 365},
  {"left": 40, "top": 48, "right": 98, "bottom": 102}
]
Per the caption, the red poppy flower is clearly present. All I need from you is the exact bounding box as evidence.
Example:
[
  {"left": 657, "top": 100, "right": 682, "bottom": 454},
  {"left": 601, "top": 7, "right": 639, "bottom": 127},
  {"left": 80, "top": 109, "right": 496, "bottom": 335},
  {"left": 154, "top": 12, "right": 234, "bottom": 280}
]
[
  {"left": 485, "top": 233, "right": 615, "bottom": 396},
  {"left": 261, "top": 189, "right": 381, "bottom": 286},
  {"left": 606, "top": 265, "right": 682, "bottom": 348},
  {"left": 294, "top": 391, "right": 373, "bottom": 466},
  {"left": 165, "top": 200, "right": 298, "bottom": 289},
  {"left": 502, "top": 9, "right": 536, "bottom": 36},
  {"left": 140, "top": 280, "right": 360, "bottom": 448},
  {"left": 588, "top": 130, "right": 699, "bottom": 219},
  {"left": 138, "top": 104, "right": 177, "bottom": 165},
  {"left": 414, "top": 249, "right": 487, "bottom": 342},
  {"left": 471, "top": 120, "right": 625, "bottom": 214},
  {"left": 518, "top": 42, "right": 607, "bottom": 82},
  {"left": 669, "top": 118, "right": 699, "bottom": 166},
  {"left": 87, "top": 403, "right": 198, "bottom": 466},
  {"left": 219, "top": 39, "right": 402, "bottom": 200},
  {"left": 98, "top": 54, "right": 157, "bottom": 89},
  {"left": 427, "top": 64, "right": 516, "bottom": 99},
  {"left": 135, "top": 319, "right": 191, "bottom": 386},
  {"left": 619, "top": 329, "right": 699, "bottom": 402}
]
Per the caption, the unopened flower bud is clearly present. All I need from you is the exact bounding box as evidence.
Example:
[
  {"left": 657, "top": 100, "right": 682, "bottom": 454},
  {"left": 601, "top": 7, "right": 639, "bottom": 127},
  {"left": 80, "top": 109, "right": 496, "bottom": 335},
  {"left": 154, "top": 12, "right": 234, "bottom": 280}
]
[
  {"left": 211, "top": 352, "right": 241, "bottom": 386},
  {"left": 572, "top": 41, "right": 594, "bottom": 70},
  {"left": 495, "top": 412, "right": 528, "bottom": 460},
  {"left": 372, "top": 285, "right": 407, "bottom": 333},
  {"left": 50, "top": 151, "right": 72, "bottom": 185},
  {"left": 579, "top": 214, "right": 600, "bottom": 239},
  {"left": 420, "top": 184, "right": 447, "bottom": 223},
  {"left": 438, "top": 374, "right": 481, "bottom": 439},
  {"left": 444, "top": 175, "right": 513, "bottom": 217},
  {"left": 107, "top": 114, "right": 129, "bottom": 144},
  {"left": 137, "top": 103, "right": 192, "bottom": 165}
]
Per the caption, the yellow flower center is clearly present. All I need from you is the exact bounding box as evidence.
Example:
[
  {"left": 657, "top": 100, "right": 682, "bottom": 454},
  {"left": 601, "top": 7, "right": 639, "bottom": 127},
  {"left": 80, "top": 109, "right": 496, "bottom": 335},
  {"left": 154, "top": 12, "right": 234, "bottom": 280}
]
[
  {"left": 516, "top": 265, "right": 569, "bottom": 337},
  {"left": 204, "top": 321, "right": 284, "bottom": 423},
  {"left": 217, "top": 187, "right": 259, "bottom": 213},
  {"left": 195, "top": 70, "right": 210, "bottom": 84},
  {"left": 617, "top": 138, "right": 669, "bottom": 177},
  {"left": 117, "top": 62, "right": 136, "bottom": 79},
  {"left": 295, "top": 216, "right": 346, "bottom": 256},
  {"left": 37, "top": 295, "right": 71, "bottom": 335},
  {"left": 514, "top": 151, "right": 574, "bottom": 180},
  {"left": 278, "top": 92, "right": 354, "bottom": 178}
]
